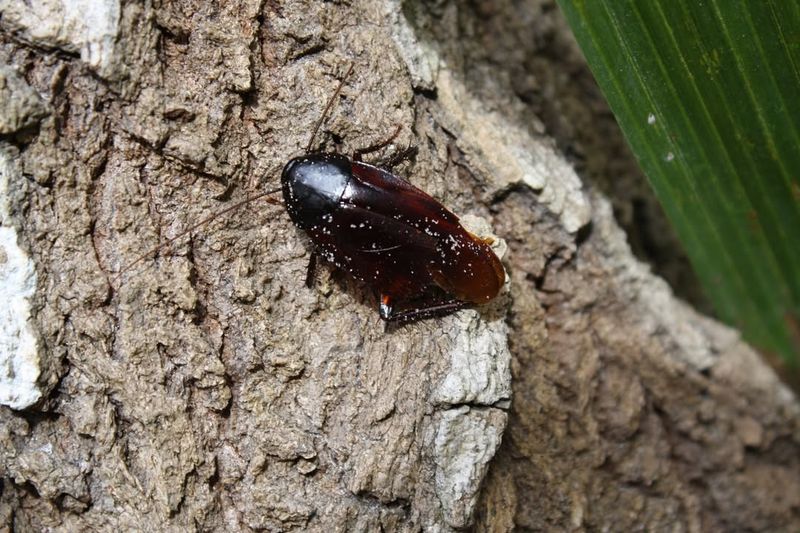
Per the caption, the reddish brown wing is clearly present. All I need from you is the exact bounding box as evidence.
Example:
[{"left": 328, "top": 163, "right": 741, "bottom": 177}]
[
  {"left": 431, "top": 232, "right": 505, "bottom": 303},
  {"left": 344, "top": 162, "right": 461, "bottom": 230},
  {"left": 341, "top": 161, "right": 505, "bottom": 304},
  {"left": 307, "top": 203, "right": 439, "bottom": 300}
]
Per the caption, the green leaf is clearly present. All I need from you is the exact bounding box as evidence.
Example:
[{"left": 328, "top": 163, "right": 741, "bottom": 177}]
[{"left": 557, "top": 0, "right": 800, "bottom": 367}]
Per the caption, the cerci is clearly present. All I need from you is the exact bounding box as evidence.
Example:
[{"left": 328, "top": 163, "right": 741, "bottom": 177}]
[{"left": 281, "top": 151, "right": 505, "bottom": 322}]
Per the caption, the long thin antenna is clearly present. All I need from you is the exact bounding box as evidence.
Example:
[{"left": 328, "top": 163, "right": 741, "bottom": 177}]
[
  {"left": 116, "top": 63, "right": 355, "bottom": 283},
  {"left": 306, "top": 62, "right": 355, "bottom": 154},
  {"left": 113, "top": 187, "right": 282, "bottom": 282}
]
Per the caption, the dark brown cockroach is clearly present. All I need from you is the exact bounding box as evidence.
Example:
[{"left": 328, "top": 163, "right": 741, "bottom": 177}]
[
  {"left": 116, "top": 64, "right": 505, "bottom": 322},
  {"left": 281, "top": 152, "right": 505, "bottom": 321}
]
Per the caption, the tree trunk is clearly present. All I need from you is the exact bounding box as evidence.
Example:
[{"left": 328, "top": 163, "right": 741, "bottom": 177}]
[{"left": 1, "top": 0, "right": 797, "bottom": 531}]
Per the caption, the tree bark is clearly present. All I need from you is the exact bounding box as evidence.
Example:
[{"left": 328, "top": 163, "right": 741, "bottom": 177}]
[{"left": 1, "top": 0, "right": 797, "bottom": 531}]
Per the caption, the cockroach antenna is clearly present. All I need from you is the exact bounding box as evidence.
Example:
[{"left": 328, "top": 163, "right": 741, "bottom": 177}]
[
  {"left": 306, "top": 62, "right": 355, "bottom": 154},
  {"left": 117, "top": 60, "right": 504, "bottom": 323},
  {"left": 112, "top": 186, "right": 282, "bottom": 282}
]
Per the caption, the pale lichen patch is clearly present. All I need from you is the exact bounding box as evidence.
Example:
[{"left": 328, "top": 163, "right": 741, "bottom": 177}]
[
  {"left": 433, "top": 406, "right": 506, "bottom": 528},
  {"left": 0, "top": 151, "right": 41, "bottom": 409},
  {"left": 1, "top": 0, "right": 120, "bottom": 77}
]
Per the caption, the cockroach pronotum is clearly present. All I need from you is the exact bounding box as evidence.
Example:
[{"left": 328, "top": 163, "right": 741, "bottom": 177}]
[{"left": 116, "top": 63, "right": 505, "bottom": 322}]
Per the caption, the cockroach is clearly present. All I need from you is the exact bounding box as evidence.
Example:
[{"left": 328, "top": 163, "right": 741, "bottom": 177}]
[{"left": 116, "top": 64, "right": 505, "bottom": 322}]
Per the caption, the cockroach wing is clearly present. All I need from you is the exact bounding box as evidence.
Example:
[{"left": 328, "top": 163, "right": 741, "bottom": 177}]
[
  {"left": 345, "top": 160, "right": 504, "bottom": 304},
  {"left": 351, "top": 162, "right": 505, "bottom": 302},
  {"left": 431, "top": 233, "right": 505, "bottom": 304},
  {"left": 345, "top": 161, "right": 461, "bottom": 229},
  {"left": 306, "top": 204, "right": 440, "bottom": 299}
]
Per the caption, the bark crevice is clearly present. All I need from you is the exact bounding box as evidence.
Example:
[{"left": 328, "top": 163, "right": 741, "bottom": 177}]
[{"left": 0, "top": 0, "right": 797, "bottom": 531}]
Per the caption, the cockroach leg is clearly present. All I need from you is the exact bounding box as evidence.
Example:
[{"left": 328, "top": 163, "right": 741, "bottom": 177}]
[
  {"left": 353, "top": 125, "right": 402, "bottom": 162},
  {"left": 383, "top": 298, "right": 469, "bottom": 323},
  {"left": 263, "top": 195, "right": 282, "bottom": 206},
  {"left": 379, "top": 145, "right": 418, "bottom": 171},
  {"left": 305, "top": 252, "right": 318, "bottom": 288},
  {"left": 379, "top": 294, "right": 393, "bottom": 320}
]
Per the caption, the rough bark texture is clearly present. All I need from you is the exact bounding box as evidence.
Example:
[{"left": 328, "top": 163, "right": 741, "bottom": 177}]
[{"left": 1, "top": 0, "right": 798, "bottom": 531}]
